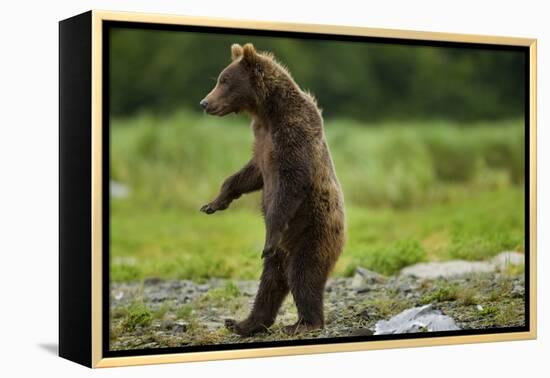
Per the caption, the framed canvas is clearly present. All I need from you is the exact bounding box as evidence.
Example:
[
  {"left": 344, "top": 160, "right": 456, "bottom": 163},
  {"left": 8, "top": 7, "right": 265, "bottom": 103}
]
[{"left": 59, "top": 10, "right": 537, "bottom": 368}]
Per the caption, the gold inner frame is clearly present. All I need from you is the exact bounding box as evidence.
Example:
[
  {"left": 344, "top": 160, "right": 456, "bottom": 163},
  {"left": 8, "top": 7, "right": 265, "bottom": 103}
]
[{"left": 90, "top": 9, "right": 537, "bottom": 368}]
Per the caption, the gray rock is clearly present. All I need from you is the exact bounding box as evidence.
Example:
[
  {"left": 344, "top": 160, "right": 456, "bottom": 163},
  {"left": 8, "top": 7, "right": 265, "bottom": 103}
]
[
  {"left": 396, "top": 279, "right": 418, "bottom": 293},
  {"left": 351, "top": 267, "right": 386, "bottom": 291},
  {"left": 160, "top": 319, "right": 175, "bottom": 330},
  {"left": 169, "top": 281, "right": 184, "bottom": 289},
  {"left": 401, "top": 261, "right": 495, "bottom": 279},
  {"left": 511, "top": 283, "right": 525, "bottom": 298},
  {"left": 148, "top": 290, "right": 170, "bottom": 302},
  {"left": 356, "top": 286, "right": 371, "bottom": 294},
  {"left": 374, "top": 304, "right": 460, "bottom": 335},
  {"left": 197, "top": 284, "right": 210, "bottom": 292},
  {"left": 173, "top": 320, "right": 187, "bottom": 333}
]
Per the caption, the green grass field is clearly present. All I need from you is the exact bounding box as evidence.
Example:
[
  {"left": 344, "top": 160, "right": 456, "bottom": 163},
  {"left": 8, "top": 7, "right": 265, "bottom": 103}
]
[{"left": 110, "top": 111, "right": 525, "bottom": 282}]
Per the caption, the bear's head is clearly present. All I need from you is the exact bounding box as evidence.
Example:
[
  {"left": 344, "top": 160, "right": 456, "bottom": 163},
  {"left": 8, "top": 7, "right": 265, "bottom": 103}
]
[{"left": 200, "top": 43, "right": 266, "bottom": 116}]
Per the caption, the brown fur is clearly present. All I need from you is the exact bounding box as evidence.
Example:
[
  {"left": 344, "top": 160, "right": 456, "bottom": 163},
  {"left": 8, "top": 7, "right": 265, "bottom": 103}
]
[{"left": 200, "top": 43, "right": 346, "bottom": 336}]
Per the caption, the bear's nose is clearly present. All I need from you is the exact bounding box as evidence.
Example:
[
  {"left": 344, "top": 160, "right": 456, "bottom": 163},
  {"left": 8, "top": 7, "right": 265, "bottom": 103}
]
[{"left": 199, "top": 99, "right": 208, "bottom": 110}]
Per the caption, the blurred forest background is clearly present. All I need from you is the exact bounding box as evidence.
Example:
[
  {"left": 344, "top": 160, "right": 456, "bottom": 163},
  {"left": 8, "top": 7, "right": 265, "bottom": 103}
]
[{"left": 109, "top": 27, "right": 526, "bottom": 282}]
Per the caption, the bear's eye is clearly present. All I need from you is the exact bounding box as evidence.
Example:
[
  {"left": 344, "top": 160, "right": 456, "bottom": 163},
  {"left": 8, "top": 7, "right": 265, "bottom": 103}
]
[{"left": 219, "top": 76, "right": 228, "bottom": 84}]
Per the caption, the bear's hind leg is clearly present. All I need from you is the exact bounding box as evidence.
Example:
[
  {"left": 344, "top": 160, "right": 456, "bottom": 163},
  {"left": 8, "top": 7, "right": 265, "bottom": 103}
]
[
  {"left": 285, "top": 249, "right": 328, "bottom": 335},
  {"left": 225, "top": 251, "right": 289, "bottom": 336}
]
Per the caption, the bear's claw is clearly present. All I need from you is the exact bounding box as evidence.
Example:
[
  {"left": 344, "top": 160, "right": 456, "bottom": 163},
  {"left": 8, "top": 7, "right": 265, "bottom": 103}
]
[{"left": 200, "top": 204, "right": 216, "bottom": 214}]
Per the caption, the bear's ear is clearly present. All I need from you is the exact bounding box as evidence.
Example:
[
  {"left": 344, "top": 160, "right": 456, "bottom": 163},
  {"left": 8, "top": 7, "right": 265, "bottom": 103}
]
[
  {"left": 231, "top": 44, "right": 243, "bottom": 61},
  {"left": 242, "top": 43, "right": 257, "bottom": 64}
]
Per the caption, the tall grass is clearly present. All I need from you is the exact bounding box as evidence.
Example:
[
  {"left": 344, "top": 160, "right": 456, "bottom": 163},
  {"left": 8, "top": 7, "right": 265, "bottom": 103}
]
[{"left": 111, "top": 112, "right": 524, "bottom": 210}]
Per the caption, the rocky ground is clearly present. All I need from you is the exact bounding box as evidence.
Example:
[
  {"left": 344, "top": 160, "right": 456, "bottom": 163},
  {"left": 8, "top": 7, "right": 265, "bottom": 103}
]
[{"left": 109, "top": 252, "right": 525, "bottom": 351}]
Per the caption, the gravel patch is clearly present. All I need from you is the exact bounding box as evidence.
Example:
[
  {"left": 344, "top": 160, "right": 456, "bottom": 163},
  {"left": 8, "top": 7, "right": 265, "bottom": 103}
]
[{"left": 109, "top": 268, "right": 525, "bottom": 351}]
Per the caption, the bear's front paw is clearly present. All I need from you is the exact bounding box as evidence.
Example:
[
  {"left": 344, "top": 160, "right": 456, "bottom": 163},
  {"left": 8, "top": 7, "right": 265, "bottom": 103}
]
[
  {"left": 200, "top": 199, "right": 231, "bottom": 214},
  {"left": 200, "top": 203, "right": 217, "bottom": 214}
]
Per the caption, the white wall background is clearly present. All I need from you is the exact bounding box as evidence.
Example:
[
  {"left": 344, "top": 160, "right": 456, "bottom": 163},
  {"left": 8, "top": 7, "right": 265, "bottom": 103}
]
[{"left": 0, "top": 0, "right": 547, "bottom": 376}]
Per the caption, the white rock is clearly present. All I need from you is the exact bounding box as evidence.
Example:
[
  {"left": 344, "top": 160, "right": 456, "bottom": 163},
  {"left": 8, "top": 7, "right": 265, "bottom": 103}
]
[
  {"left": 374, "top": 304, "right": 460, "bottom": 335},
  {"left": 401, "top": 261, "right": 494, "bottom": 279},
  {"left": 492, "top": 251, "right": 524, "bottom": 270}
]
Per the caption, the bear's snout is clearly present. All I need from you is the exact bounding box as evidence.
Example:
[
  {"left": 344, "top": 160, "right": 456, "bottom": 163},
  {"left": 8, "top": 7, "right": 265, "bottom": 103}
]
[{"left": 199, "top": 99, "right": 208, "bottom": 110}]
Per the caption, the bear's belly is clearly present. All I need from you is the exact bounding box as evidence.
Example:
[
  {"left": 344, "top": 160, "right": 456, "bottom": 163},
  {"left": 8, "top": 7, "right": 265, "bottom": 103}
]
[
  {"left": 253, "top": 127, "right": 275, "bottom": 215},
  {"left": 260, "top": 176, "right": 275, "bottom": 216},
  {"left": 279, "top": 190, "right": 346, "bottom": 256}
]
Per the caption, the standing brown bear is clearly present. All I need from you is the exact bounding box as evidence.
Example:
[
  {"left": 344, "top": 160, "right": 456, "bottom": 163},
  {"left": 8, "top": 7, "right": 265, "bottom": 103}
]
[{"left": 199, "top": 43, "right": 346, "bottom": 336}]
